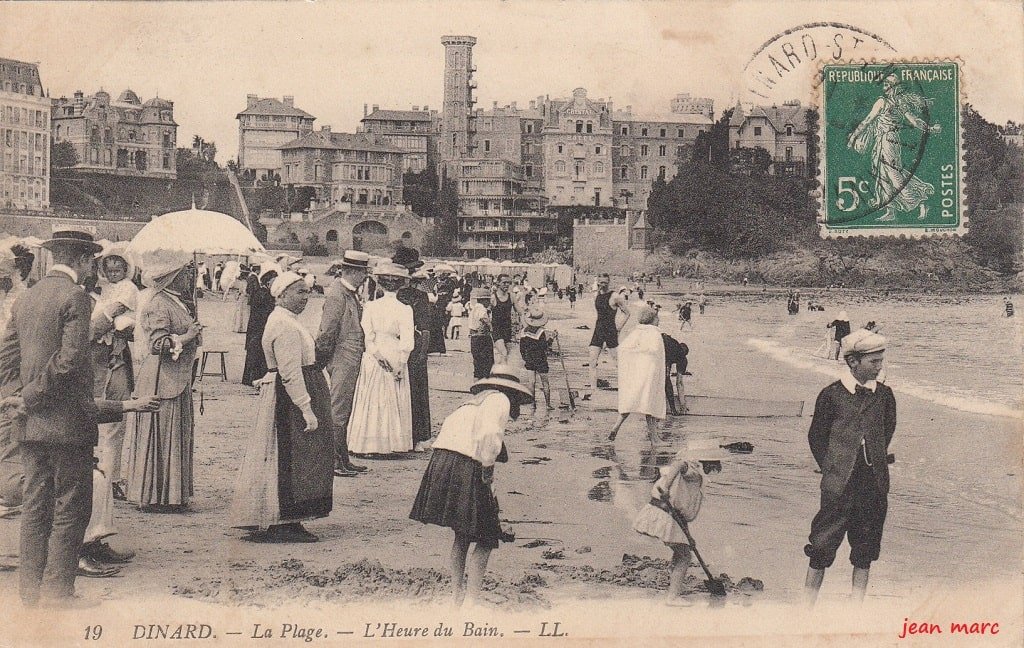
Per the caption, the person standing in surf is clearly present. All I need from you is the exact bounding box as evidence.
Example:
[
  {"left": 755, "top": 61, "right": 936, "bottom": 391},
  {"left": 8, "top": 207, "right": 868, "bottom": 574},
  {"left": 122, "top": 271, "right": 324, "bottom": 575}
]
[
  {"left": 489, "top": 274, "right": 523, "bottom": 366},
  {"left": 804, "top": 329, "right": 896, "bottom": 606},
  {"left": 826, "top": 311, "right": 851, "bottom": 361},
  {"left": 584, "top": 274, "right": 630, "bottom": 401}
]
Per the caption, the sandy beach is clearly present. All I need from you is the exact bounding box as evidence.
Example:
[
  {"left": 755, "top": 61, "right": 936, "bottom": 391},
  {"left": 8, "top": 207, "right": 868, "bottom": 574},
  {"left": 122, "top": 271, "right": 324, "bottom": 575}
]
[{"left": 0, "top": 277, "right": 1020, "bottom": 646}]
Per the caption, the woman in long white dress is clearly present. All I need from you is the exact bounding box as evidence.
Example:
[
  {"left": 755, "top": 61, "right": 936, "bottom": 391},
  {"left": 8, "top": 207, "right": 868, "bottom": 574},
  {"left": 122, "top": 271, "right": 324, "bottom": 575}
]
[
  {"left": 347, "top": 262, "right": 415, "bottom": 455},
  {"left": 609, "top": 305, "right": 666, "bottom": 446}
]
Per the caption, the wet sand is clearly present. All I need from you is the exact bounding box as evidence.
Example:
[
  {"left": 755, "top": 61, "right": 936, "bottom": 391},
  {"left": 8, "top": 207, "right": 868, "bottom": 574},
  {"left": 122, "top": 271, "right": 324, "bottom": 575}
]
[{"left": 0, "top": 278, "right": 1020, "bottom": 645}]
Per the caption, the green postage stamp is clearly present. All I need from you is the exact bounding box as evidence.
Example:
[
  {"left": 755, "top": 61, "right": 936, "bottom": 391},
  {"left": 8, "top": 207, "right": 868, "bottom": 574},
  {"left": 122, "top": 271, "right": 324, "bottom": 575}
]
[{"left": 819, "top": 60, "right": 964, "bottom": 238}]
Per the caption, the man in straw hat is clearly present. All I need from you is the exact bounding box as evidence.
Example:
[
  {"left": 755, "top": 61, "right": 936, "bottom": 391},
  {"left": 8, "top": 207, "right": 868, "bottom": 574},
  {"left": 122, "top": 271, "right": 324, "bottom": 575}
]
[
  {"left": 804, "top": 328, "right": 896, "bottom": 606},
  {"left": 0, "top": 229, "right": 103, "bottom": 607},
  {"left": 315, "top": 251, "right": 370, "bottom": 477}
]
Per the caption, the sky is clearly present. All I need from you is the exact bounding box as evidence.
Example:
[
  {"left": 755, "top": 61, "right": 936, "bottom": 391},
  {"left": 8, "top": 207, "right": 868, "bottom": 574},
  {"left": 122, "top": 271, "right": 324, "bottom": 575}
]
[{"left": 2, "top": 0, "right": 1021, "bottom": 161}]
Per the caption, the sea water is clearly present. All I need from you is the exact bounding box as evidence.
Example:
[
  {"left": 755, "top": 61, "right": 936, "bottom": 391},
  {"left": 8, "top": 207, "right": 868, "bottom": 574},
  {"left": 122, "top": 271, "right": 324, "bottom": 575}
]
[{"left": 676, "top": 293, "right": 1023, "bottom": 420}]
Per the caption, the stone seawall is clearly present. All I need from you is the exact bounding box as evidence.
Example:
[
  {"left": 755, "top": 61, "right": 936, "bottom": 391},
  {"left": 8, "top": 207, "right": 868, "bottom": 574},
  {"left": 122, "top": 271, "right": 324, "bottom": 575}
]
[
  {"left": 0, "top": 213, "right": 147, "bottom": 241},
  {"left": 572, "top": 221, "right": 654, "bottom": 274}
]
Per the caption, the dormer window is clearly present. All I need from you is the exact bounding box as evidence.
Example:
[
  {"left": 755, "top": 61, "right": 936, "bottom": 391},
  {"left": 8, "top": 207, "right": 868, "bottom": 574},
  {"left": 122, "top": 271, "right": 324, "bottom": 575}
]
[{"left": 786, "top": 124, "right": 794, "bottom": 136}]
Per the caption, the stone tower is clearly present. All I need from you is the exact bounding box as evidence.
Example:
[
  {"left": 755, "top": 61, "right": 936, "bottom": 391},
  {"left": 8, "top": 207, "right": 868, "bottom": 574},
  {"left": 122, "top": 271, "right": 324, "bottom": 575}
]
[{"left": 440, "top": 35, "right": 477, "bottom": 177}]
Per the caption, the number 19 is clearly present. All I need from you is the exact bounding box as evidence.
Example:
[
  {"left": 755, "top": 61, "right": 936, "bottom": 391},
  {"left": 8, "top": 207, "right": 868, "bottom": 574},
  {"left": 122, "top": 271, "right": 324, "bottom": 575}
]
[{"left": 84, "top": 625, "right": 103, "bottom": 640}]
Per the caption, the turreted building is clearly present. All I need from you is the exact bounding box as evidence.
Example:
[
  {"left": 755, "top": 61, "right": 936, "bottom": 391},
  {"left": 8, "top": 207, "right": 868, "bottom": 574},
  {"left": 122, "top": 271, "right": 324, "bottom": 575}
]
[{"left": 51, "top": 88, "right": 178, "bottom": 179}]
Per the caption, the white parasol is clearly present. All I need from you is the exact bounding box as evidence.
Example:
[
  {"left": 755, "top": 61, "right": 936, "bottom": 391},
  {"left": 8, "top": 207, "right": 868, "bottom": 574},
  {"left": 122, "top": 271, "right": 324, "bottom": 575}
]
[
  {"left": 128, "top": 206, "right": 265, "bottom": 323},
  {"left": 127, "top": 206, "right": 264, "bottom": 258}
]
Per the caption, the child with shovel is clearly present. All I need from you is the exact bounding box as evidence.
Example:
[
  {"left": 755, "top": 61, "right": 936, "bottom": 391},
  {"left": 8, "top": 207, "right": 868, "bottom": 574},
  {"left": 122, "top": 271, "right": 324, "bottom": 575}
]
[{"left": 633, "top": 444, "right": 726, "bottom": 601}]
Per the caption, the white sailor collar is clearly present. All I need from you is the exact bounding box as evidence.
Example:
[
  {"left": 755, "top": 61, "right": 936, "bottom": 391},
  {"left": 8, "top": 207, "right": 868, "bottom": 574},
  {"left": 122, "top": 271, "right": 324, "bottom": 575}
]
[{"left": 840, "top": 368, "right": 877, "bottom": 394}]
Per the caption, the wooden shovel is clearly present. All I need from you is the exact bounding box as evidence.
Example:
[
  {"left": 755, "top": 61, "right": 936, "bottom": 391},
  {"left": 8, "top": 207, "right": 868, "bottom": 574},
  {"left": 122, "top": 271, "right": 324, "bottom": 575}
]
[{"left": 660, "top": 492, "right": 727, "bottom": 596}]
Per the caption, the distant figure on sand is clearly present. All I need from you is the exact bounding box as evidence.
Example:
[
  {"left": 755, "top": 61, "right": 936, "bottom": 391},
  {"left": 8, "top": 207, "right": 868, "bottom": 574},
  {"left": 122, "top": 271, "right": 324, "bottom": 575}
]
[
  {"left": 804, "top": 329, "right": 896, "bottom": 606},
  {"left": 519, "top": 310, "right": 555, "bottom": 419},
  {"left": 609, "top": 306, "right": 666, "bottom": 446},
  {"left": 662, "top": 334, "right": 688, "bottom": 415},
  {"left": 676, "top": 302, "right": 692, "bottom": 330},
  {"left": 467, "top": 288, "right": 493, "bottom": 380},
  {"left": 1004, "top": 297, "right": 1015, "bottom": 317},
  {"left": 584, "top": 274, "right": 630, "bottom": 400},
  {"left": 826, "top": 311, "right": 851, "bottom": 360},
  {"left": 409, "top": 366, "right": 533, "bottom": 607}
]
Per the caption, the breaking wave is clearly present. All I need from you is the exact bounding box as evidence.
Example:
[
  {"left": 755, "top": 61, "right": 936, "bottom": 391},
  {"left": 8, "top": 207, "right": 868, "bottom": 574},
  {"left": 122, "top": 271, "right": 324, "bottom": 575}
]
[{"left": 746, "top": 338, "right": 1022, "bottom": 420}]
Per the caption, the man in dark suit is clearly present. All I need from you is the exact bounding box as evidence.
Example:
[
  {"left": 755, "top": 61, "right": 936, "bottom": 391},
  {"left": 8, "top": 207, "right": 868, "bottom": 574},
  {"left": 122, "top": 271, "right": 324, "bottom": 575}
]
[
  {"left": 315, "top": 250, "right": 369, "bottom": 477},
  {"left": 803, "top": 329, "right": 896, "bottom": 606},
  {"left": 0, "top": 229, "right": 102, "bottom": 607}
]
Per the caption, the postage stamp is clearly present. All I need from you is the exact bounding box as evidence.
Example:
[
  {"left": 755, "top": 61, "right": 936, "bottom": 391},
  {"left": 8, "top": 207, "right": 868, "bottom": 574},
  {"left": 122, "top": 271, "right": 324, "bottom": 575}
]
[{"left": 818, "top": 60, "right": 965, "bottom": 238}]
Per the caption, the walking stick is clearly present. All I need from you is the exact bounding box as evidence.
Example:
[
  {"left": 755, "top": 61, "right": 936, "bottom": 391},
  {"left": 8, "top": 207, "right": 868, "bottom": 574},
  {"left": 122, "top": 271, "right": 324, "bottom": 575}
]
[
  {"left": 553, "top": 334, "right": 576, "bottom": 411},
  {"left": 660, "top": 491, "right": 726, "bottom": 596}
]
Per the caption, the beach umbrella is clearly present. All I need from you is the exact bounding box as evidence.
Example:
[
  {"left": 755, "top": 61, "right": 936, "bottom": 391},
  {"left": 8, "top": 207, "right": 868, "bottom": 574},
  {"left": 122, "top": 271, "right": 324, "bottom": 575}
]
[{"left": 127, "top": 206, "right": 264, "bottom": 258}]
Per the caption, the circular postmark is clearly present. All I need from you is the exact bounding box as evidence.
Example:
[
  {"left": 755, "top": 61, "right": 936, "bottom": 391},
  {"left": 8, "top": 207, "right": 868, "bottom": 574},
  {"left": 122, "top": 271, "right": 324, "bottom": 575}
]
[{"left": 741, "top": 22, "right": 897, "bottom": 105}]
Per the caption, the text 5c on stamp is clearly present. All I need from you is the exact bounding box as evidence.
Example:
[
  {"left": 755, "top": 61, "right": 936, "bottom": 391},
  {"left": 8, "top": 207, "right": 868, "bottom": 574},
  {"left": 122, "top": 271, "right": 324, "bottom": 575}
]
[{"left": 819, "top": 61, "right": 964, "bottom": 238}]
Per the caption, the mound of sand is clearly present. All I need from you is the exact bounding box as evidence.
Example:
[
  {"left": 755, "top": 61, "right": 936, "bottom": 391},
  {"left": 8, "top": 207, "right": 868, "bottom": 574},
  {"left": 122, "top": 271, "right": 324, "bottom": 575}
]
[{"left": 172, "top": 559, "right": 550, "bottom": 609}]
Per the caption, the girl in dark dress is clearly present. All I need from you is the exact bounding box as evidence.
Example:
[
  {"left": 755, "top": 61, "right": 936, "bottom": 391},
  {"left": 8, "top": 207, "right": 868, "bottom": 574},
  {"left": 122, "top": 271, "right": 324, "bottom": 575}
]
[
  {"left": 242, "top": 265, "right": 279, "bottom": 386},
  {"left": 519, "top": 309, "right": 554, "bottom": 416}
]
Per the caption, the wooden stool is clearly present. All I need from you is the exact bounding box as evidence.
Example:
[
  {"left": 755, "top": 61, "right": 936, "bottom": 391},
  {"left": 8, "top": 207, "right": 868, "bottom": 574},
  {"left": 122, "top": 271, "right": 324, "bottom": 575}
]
[{"left": 197, "top": 350, "right": 229, "bottom": 381}]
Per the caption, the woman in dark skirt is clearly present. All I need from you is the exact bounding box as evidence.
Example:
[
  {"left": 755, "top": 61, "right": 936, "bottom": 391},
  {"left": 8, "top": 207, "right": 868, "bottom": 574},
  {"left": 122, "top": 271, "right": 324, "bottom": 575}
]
[
  {"left": 409, "top": 365, "right": 533, "bottom": 606},
  {"left": 242, "top": 265, "right": 279, "bottom": 385},
  {"left": 230, "top": 272, "right": 334, "bottom": 542},
  {"left": 396, "top": 267, "right": 434, "bottom": 451}
]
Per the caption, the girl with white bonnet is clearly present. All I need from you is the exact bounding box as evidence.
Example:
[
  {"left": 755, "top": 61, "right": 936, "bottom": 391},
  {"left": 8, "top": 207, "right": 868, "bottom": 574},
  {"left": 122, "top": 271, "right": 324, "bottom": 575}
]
[
  {"left": 92, "top": 242, "right": 140, "bottom": 498},
  {"left": 230, "top": 271, "right": 334, "bottom": 543},
  {"left": 633, "top": 440, "right": 723, "bottom": 603},
  {"left": 609, "top": 304, "right": 666, "bottom": 446},
  {"left": 409, "top": 364, "right": 533, "bottom": 606},
  {"left": 346, "top": 261, "right": 415, "bottom": 456}
]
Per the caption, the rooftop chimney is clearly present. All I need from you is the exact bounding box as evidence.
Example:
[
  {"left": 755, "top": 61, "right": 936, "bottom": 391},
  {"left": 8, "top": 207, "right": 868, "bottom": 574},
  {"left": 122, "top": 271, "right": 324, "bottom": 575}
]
[
  {"left": 423, "top": 104, "right": 429, "bottom": 111},
  {"left": 73, "top": 90, "right": 84, "bottom": 115},
  {"left": 372, "top": 104, "right": 379, "bottom": 112},
  {"left": 283, "top": 95, "right": 294, "bottom": 107},
  {"left": 321, "top": 125, "right": 331, "bottom": 133},
  {"left": 511, "top": 101, "right": 517, "bottom": 110},
  {"left": 492, "top": 101, "right": 498, "bottom": 109},
  {"left": 246, "top": 94, "right": 258, "bottom": 109},
  {"left": 529, "top": 100, "right": 536, "bottom": 110},
  {"left": 364, "top": 103, "right": 368, "bottom": 117},
  {"left": 412, "top": 105, "right": 420, "bottom": 111}
]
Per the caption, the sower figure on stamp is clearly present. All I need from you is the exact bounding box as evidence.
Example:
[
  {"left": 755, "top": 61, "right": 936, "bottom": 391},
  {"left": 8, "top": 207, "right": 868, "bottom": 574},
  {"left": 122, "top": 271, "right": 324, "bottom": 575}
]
[
  {"left": 314, "top": 250, "right": 369, "bottom": 477},
  {"left": 847, "top": 74, "right": 942, "bottom": 222},
  {"left": 0, "top": 230, "right": 103, "bottom": 607},
  {"left": 804, "top": 329, "right": 896, "bottom": 606}
]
